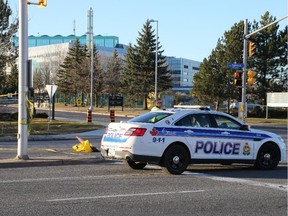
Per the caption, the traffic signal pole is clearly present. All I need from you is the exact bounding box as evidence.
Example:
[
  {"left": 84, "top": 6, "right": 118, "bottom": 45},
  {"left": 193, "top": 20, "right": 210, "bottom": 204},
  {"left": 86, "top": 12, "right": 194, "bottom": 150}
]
[
  {"left": 241, "top": 16, "right": 287, "bottom": 123},
  {"left": 240, "top": 19, "right": 248, "bottom": 122}
]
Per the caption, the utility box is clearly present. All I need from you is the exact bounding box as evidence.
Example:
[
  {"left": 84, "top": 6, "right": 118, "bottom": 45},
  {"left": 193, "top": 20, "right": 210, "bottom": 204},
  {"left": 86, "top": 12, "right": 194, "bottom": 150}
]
[{"left": 161, "top": 95, "right": 174, "bottom": 109}]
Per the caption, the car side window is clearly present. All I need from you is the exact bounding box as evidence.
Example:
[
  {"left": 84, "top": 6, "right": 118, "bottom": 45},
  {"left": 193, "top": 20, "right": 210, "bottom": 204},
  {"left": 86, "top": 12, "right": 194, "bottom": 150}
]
[
  {"left": 175, "top": 114, "right": 213, "bottom": 128},
  {"left": 129, "top": 112, "right": 172, "bottom": 124},
  {"left": 175, "top": 115, "right": 198, "bottom": 127},
  {"left": 193, "top": 114, "right": 213, "bottom": 127},
  {"left": 214, "top": 115, "right": 242, "bottom": 130}
]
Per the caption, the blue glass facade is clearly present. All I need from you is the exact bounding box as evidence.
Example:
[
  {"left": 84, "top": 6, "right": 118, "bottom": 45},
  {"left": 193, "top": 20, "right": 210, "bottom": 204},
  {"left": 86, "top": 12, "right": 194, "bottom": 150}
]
[{"left": 13, "top": 34, "right": 119, "bottom": 48}]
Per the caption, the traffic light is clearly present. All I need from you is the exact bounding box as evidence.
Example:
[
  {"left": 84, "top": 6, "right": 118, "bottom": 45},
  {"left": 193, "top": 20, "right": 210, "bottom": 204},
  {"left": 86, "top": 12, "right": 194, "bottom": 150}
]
[
  {"left": 233, "top": 71, "right": 242, "bottom": 86},
  {"left": 38, "top": 0, "right": 47, "bottom": 8},
  {"left": 247, "top": 70, "right": 257, "bottom": 86},
  {"left": 249, "top": 41, "right": 255, "bottom": 57}
]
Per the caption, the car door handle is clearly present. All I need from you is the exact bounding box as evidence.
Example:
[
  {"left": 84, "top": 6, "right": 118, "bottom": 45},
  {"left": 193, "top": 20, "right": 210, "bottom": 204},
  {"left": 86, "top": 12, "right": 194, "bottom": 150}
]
[{"left": 221, "top": 131, "right": 230, "bottom": 135}]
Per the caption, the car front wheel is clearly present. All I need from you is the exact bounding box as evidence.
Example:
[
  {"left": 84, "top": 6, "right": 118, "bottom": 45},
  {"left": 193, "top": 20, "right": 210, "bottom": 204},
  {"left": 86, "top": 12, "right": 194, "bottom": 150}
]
[
  {"left": 255, "top": 143, "right": 280, "bottom": 170},
  {"left": 163, "top": 145, "right": 189, "bottom": 175}
]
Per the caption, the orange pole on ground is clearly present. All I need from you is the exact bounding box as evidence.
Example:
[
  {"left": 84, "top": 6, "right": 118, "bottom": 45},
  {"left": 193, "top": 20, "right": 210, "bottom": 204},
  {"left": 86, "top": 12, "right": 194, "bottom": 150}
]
[
  {"left": 86, "top": 109, "right": 92, "bottom": 122},
  {"left": 110, "top": 109, "right": 115, "bottom": 122},
  {"left": 76, "top": 136, "right": 85, "bottom": 143}
]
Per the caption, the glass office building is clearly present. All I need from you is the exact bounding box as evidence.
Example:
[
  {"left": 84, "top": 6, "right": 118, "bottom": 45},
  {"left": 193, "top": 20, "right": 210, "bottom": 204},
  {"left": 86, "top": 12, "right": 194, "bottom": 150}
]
[
  {"left": 12, "top": 34, "right": 119, "bottom": 48},
  {"left": 14, "top": 34, "right": 201, "bottom": 95},
  {"left": 166, "top": 57, "right": 201, "bottom": 93}
]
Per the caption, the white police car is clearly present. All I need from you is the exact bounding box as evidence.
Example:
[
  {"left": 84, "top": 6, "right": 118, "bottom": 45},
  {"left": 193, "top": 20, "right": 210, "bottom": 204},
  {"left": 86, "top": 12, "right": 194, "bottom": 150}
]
[{"left": 100, "top": 107, "right": 286, "bottom": 175}]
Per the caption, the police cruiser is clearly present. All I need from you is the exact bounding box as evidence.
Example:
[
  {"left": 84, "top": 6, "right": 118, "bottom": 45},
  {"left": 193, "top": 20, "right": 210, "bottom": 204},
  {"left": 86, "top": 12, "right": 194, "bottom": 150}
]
[{"left": 100, "top": 107, "right": 286, "bottom": 175}]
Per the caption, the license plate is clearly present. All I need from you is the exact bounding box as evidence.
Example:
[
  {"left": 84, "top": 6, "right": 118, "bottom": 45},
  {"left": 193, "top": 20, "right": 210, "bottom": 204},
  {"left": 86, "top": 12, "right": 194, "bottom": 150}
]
[{"left": 108, "top": 148, "right": 115, "bottom": 156}]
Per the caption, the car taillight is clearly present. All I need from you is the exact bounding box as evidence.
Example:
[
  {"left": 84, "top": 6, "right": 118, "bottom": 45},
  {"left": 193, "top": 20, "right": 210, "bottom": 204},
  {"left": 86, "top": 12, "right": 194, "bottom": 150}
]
[{"left": 124, "top": 128, "right": 147, "bottom": 136}]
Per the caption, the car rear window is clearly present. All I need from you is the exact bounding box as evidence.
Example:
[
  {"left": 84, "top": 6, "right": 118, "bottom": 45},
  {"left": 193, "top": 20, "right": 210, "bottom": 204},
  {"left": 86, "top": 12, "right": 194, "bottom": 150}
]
[{"left": 128, "top": 112, "right": 172, "bottom": 123}]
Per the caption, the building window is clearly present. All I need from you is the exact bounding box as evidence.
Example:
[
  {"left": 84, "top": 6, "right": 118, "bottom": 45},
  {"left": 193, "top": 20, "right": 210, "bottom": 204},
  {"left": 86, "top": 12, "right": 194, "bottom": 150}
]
[
  {"left": 171, "top": 70, "right": 181, "bottom": 75},
  {"left": 184, "top": 65, "right": 188, "bottom": 69}
]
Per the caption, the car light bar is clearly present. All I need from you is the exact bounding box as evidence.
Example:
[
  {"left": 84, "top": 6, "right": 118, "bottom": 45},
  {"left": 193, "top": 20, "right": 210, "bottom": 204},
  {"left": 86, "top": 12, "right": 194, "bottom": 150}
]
[{"left": 173, "top": 105, "right": 210, "bottom": 110}]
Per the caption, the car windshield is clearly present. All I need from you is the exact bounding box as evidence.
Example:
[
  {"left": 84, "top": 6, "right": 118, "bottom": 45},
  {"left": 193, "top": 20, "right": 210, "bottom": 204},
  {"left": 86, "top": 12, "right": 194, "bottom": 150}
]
[{"left": 128, "top": 112, "right": 172, "bottom": 124}]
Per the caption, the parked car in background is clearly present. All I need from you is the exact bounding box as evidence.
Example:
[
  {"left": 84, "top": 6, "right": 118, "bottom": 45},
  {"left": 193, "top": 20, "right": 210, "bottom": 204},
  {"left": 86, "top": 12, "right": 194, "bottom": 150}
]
[{"left": 230, "top": 101, "right": 264, "bottom": 112}]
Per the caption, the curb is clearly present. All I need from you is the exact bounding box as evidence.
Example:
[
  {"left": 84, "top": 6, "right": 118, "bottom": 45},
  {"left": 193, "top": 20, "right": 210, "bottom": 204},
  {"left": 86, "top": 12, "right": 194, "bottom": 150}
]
[
  {"left": 0, "top": 156, "right": 105, "bottom": 168},
  {"left": 0, "top": 131, "right": 105, "bottom": 142}
]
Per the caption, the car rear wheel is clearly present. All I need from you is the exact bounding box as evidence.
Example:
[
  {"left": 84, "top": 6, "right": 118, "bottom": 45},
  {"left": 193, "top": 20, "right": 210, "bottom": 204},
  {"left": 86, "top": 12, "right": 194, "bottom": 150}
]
[
  {"left": 125, "top": 158, "right": 147, "bottom": 170},
  {"left": 163, "top": 145, "right": 189, "bottom": 175},
  {"left": 254, "top": 143, "right": 280, "bottom": 170}
]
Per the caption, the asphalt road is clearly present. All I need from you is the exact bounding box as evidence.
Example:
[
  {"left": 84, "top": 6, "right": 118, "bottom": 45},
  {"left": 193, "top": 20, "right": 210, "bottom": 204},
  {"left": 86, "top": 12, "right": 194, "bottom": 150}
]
[
  {"left": 0, "top": 110, "right": 287, "bottom": 215},
  {"left": 37, "top": 108, "right": 129, "bottom": 124},
  {"left": 0, "top": 162, "right": 287, "bottom": 216}
]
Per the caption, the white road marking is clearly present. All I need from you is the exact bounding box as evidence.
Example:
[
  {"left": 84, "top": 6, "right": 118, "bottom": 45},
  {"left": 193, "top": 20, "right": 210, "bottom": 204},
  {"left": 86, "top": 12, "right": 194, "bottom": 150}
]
[
  {"left": 184, "top": 172, "right": 287, "bottom": 192},
  {"left": 210, "top": 176, "right": 287, "bottom": 192},
  {"left": 47, "top": 190, "right": 206, "bottom": 202},
  {"left": 0, "top": 174, "right": 138, "bottom": 184}
]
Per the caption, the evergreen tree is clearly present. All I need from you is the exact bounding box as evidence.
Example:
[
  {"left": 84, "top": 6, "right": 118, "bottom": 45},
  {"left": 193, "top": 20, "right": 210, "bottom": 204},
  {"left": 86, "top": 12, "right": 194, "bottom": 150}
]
[
  {"left": 102, "top": 49, "right": 122, "bottom": 96},
  {"left": 121, "top": 20, "right": 171, "bottom": 109},
  {"left": 0, "top": 0, "right": 18, "bottom": 93},
  {"left": 57, "top": 39, "right": 86, "bottom": 103},
  {"left": 120, "top": 44, "right": 140, "bottom": 106}
]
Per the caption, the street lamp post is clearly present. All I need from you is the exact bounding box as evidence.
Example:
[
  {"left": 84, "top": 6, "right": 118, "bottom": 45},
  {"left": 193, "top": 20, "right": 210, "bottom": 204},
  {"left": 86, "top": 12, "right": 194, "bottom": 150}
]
[
  {"left": 149, "top": 19, "right": 158, "bottom": 102},
  {"left": 87, "top": 8, "right": 94, "bottom": 111}
]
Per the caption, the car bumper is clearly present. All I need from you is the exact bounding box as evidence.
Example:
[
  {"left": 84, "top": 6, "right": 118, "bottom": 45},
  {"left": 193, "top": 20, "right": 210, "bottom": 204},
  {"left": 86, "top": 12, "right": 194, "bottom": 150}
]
[{"left": 101, "top": 148, "right": 161, "bottom": 164}]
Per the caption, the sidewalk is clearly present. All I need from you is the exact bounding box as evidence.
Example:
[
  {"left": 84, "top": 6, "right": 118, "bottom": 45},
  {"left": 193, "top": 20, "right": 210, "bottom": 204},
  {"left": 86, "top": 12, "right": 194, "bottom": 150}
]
[
  {"left": 0, "top": 105, "right": 142, "bottom": 168},
  {"left": 0, "top": 129, "right": 106, "bottom": 168}
]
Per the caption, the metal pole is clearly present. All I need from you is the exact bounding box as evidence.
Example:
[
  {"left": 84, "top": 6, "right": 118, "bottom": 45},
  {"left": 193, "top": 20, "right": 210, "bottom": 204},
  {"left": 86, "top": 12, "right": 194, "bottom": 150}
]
[
  {"left": 155, "top": 21, "right": 158, "bottom": 101},
  {"left": 241, "top": 19, "right": 248, "bottom": 123},
  {"left": 245, "top": 15, "right": 288, "bottom": 38},
  {"left": 89, "top": 8, "right": 93, "bottom": 111},
  {"left": 241, "top": 16, "right": 287, "bottom": 123},
  {"left": 17, "top": 0, "right": 29, "bottom": 160}
]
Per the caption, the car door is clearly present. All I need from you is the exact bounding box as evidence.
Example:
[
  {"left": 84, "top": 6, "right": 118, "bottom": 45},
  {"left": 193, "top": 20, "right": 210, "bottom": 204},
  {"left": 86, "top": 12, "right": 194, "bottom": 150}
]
[
  {"left": 175, "top": 114, "right": 222, "bottom": 160},
  {"left": 213, "top": 114, "right": 254, "bottom": 160}
]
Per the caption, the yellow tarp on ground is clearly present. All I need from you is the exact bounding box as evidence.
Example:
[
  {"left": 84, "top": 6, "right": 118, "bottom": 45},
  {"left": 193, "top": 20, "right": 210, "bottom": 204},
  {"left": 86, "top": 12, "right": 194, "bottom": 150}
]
[{"left": 72, "top": 140, "right": 93, "bottom": 152}]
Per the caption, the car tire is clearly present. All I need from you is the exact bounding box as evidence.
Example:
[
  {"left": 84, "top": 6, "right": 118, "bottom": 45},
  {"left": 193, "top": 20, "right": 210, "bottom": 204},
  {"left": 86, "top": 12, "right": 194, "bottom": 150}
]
[
  {"left": 254, "top": 143, "right": 280, "bottom": 170},
  {"left": 163, "top": 145, "right": 189, "bottom": 175},
  {"left": 125, "top": 158, "right": 147, "bottom": 170},
  {"left": 221, "top": 162, "right": 232, "bottom": 165}
]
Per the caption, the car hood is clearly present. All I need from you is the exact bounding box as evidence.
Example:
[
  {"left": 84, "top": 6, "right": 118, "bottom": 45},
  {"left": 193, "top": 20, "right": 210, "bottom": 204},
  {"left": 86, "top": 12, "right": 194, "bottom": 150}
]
[{"left": 249, "top": 128, "right": 281, "bottom": 140}]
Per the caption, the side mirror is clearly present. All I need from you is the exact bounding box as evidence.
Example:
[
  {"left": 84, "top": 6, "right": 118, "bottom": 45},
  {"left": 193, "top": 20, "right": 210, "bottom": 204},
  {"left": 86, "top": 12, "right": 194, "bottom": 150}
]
[{"left": 240, "top": 124, "right": 249, "bottom": 131}]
